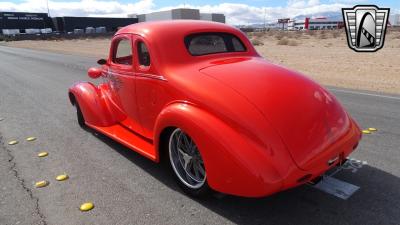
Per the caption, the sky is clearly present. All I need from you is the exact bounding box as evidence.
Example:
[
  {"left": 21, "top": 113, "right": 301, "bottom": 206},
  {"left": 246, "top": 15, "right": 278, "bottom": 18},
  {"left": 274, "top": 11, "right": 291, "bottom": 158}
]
[{"left": 0, "top": 0, "right": 399, "bottom": 24}]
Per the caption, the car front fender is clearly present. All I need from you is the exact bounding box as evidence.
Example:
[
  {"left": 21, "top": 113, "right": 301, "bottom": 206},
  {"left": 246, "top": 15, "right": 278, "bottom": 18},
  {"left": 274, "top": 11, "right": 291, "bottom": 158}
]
[{"left": 68, "top": 82, "right": 123, "bottom": 127}]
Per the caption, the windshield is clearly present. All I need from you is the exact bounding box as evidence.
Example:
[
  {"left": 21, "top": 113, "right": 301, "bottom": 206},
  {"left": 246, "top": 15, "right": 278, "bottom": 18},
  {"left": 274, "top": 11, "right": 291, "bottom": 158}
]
[{"left": 184, "top": 32, "right": 246, "bottom": 56}]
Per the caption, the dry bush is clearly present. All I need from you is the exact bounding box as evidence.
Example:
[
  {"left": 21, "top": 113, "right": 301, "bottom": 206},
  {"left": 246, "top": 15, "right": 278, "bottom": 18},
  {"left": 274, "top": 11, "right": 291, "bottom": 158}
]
[
  {"left": 253, "top": 32, "right": 265, "bottom": 38},
  {"left": 275, "top": 32, "right": 285, "bottom": 40},
  {"left": 306, "top": 30, "right": 316, "bottom": 36},
  {"left": 277, "top": 38, "right": 299, "bottom": 46},
  {"left": 251, "top": 38, "right": 264, "bottom": 46},
  {"left": 286, "top": 32, "right": 299, "bottom": 39},
  {"left": 244, "top": 32, "right": 253, "bottom": 39},
  {"left": 318, "top": 31, "right": 328, "bottom": 39},
  {"left": 332, "top": 30, "right": 341, "bottom": 38},
  {"left": 288, "top": 40, "right": 299, "bottom": 46},
  {"left": 277, "top": 38, "right": 289, "bottom": 45}
]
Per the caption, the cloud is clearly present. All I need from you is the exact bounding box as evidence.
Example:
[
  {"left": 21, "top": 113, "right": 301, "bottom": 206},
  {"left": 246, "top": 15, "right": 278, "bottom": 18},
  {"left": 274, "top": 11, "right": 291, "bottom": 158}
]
[
  {"left": 0, "top": 0, "right": 394, "bottom": 25},
  {"left": 162, "top": 2, "right": 351, "bottom": 24},
  {"left": 0, "top": 0, "right": 155, "bottom": 17}
]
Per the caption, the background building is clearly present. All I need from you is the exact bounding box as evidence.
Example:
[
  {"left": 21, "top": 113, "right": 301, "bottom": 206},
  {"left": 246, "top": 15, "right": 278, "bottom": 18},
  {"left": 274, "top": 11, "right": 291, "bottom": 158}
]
[
  {"left": 0, "top": 11, "right": 138, "bottom": 35},
  {"left": 392, "top": 14, "right": 400, "bottom": 26},
  {"left": 0, "top": 12, "right": 53, "bottom": 34},
  {"left": 1, "top": 8, "right": 225, "bottom": 36},
  {"left": 131, "top": 8, "right": 225, "bottom": 23},
  {"left": 52, "top": 17, "right": 137, "bottom": 33},
  {"left": 288, "top": 17, "right": 344, "bottom": 30}
]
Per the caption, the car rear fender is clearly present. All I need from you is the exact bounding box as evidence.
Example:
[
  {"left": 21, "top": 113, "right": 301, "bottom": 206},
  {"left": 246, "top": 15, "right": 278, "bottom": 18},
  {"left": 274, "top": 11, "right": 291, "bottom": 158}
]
[
  {"left": 154, "top": 102, "right": 284, "bottom": 197},
  {"left": 68, "top": 82, "right": 123, "bottom": 127}
]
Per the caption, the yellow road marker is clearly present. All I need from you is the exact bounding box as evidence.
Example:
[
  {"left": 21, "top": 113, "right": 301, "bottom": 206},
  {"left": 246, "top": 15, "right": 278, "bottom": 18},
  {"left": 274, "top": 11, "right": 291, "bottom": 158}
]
[
  {"left": 38, "top": 152, "right": 48, "bottom": 157},
  {"left": 80, "top": 202, "right": 94, "bottom": 211},
  {"left": 35, "top": 180, "right": 49, "bottom": 188},
  {"left": 8, "top": 140, "right": 18, "bottom": 145},
  {"left": 26, "top": 137, "right": 37, "bottom": 141},
  {"left": 368, "top": 128, "right": 377, "bottom": 132},
  {"left": 362, "top": 130, "right": 371, "bottom": 134},
  {"left": 56, "top": 174, "right": 69, "bottom": 181}
]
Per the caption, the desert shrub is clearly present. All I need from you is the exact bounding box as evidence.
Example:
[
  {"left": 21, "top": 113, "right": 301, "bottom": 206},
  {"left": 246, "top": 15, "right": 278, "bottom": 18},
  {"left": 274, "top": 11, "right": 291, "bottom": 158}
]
[
  {"left": 288, "top": 40, "right": 299, "bottom": 46},
  {"left": 275, "top": 32, "right": 285, "bottom": 40},
  {"left": 332, "top": 31, "right": 341, "bottom": 38},
  {"left": 277, "top": 38, "right": 289, "bottom": 45},
  {"left": 253, "top": 32, "right": 264, "bottom": 38},
  {"left": 251, "top": 38, "right": 264, "bottom": 46},
  {"left": 306, "top": 30, "right": 316, "bottom": 36},
  {"left": 0, "top": 36, "right": 13, "bottom": 42},
  {"left": 277, "top": 38, "right": 299, "bottom": 46},
  {"left": 318, "top": 31, "right": 328, "bottom": 39}
]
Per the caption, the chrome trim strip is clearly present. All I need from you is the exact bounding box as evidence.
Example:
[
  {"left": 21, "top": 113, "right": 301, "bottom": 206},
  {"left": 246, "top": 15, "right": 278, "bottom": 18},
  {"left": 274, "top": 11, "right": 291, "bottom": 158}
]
[
  {"left": 136, "top": 73, "right": 167, "bottom": 81},
  {"left": 101, "top": 69, "right": 167, "bottom": 81}
]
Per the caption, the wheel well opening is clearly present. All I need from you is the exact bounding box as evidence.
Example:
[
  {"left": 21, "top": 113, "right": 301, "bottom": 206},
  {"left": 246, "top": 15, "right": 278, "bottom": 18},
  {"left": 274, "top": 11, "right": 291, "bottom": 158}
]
[
  {"left": 68, "top": 92, "right": 76, "bottom": 106},
  {"left": 158, "top": 127, "right": 176, "bottom": 162}
]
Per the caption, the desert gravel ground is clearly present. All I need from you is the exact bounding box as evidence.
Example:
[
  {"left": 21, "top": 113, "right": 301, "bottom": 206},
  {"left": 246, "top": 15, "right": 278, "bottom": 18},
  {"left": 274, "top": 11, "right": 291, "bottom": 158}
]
[{"left": 2, "top": 29, "right": 400, "bottom": 94}]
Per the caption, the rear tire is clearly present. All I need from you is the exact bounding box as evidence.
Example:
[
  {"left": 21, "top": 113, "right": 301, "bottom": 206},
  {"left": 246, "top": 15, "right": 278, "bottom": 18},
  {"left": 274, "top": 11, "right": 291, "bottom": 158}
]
[{"left": 168, "top": 128, "right": 211, "bottom": 197}]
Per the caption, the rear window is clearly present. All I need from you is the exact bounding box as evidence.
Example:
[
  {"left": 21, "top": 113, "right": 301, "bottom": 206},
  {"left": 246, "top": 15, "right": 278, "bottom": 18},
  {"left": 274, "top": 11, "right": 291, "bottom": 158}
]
[{"left": 184, "top": 33, "right": 246, "bottom": 56}]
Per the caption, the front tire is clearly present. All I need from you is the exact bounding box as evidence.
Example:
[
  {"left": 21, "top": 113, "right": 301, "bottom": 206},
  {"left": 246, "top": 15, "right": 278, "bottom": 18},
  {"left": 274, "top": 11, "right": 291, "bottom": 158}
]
[
  {"left": 168, "top": 128, "right": 211, "bottom": 197},
  {"left": 75, "top": 102, "right": 86, "bottom": 128}
]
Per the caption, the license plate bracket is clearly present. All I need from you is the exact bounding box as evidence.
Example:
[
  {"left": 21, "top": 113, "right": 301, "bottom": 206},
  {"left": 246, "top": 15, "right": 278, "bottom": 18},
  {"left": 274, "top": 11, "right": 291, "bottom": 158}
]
[{"left": 312, "top": 176, "right": 360, "bottom": 200}]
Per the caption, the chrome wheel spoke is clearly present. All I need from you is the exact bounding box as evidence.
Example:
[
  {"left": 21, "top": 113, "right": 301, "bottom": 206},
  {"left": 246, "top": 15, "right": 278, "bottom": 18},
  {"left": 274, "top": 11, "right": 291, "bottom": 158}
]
[{"left": 169, "top": 128, "right": 206, "bottom": 189}]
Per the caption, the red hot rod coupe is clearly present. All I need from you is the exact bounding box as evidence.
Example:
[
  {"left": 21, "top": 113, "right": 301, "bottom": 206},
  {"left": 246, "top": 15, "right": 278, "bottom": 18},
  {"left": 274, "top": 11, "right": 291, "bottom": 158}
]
[{"left": 69, "top": 20, "right": 362, "bottom": 197}]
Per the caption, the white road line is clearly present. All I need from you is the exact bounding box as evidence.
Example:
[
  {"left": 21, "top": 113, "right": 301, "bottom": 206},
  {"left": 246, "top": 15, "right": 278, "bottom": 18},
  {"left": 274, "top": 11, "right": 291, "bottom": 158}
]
[{"left": 329, "top": 88, "right": 400, "bottom": 100}]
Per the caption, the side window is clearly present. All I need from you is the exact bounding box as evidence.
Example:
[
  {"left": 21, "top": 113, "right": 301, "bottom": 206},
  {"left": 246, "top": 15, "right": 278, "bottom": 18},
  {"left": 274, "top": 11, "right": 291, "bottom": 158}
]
[
  {"left": 232, "top": 37, "right": 245, "bottom": 51},
  {"left": 113, "top": 38, "right": 132, "bottom": 65},
  {"left": 137, "top": 41, "right": 150, "bottom": 67}
]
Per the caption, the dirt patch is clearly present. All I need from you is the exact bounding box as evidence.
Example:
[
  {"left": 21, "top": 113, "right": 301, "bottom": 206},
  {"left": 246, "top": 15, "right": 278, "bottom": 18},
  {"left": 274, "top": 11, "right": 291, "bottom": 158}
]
[{"left": 2, "top": 29, "right": 400, "bottom": 94}]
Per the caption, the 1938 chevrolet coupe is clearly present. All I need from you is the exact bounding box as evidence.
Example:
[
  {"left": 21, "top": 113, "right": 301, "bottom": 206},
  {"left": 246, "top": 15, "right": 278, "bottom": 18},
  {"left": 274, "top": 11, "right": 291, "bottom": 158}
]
[{"left": 69, "top": 20, "right": 362, "bottom": 197}]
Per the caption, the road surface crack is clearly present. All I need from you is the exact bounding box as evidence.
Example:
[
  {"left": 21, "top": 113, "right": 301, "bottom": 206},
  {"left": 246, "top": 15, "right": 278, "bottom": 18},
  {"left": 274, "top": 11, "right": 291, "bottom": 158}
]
[{"left": 0, "top": 136, "right": 48, "bottom": 225}]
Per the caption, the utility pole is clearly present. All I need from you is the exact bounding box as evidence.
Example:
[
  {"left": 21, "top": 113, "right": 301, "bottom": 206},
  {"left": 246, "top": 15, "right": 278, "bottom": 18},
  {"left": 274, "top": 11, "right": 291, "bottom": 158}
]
[
  {"left": 46, "top": 0, "right": 50, "bottom": 16},
  {"left": 263, "top": 8, "right": 266, "bottom": 32}
]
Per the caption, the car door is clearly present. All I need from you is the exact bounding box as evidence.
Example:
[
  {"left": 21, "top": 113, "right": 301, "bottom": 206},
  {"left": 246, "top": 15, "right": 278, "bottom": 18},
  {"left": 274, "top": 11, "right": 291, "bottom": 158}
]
[
  {"left": 107, "top": 34, "right": 142, "bottom": 133},
  {"left": 134, "top": 37, "right": 169, "bottom": 139}
]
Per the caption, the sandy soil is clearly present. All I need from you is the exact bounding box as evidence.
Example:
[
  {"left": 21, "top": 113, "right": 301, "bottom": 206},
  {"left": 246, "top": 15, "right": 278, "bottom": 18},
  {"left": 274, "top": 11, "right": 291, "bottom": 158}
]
[{"left": 2, "top": 30, "right": 400, "bottom": 94}]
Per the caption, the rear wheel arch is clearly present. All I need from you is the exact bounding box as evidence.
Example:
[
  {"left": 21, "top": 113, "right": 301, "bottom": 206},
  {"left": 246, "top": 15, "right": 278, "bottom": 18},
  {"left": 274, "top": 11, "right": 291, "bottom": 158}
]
[
  {"left": 68, "top": 92, "right": 76, "bottom": 106},
  {"left": 157, "top": 126, "right": 176, "bottom": 163}
]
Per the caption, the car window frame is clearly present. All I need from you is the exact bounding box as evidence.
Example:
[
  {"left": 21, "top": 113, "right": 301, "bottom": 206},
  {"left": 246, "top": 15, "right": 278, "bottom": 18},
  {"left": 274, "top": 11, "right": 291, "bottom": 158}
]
[
  {"left": 133, "top": 37, "right": 153, "bottom": 73},
  {"left": 137, "top": 40, "right": 151, "bottom": 68},
  {"left": 110, "top": 34, "right": 134, "bottom": 67}
]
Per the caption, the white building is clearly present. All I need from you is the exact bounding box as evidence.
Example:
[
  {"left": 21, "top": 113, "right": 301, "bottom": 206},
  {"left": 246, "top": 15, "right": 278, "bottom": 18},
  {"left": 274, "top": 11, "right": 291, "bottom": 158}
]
[
  {"left": 391, "top": 14, "right": 400, "bottom": 26},
  {"left": 129, "top": 8, "right": 225, "bottom": 23},
  {"left": 288, "top": 17, "right": 344, "bottom": 30}
]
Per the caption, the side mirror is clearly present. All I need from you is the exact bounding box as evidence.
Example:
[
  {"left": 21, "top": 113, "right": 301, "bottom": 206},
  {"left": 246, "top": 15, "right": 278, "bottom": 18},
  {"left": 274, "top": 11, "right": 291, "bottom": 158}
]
[
  {"left": 88, "top": 67, "right": 102, "bottom": 79},
  {"left": 97, "top": 59, "right": 107, "bottom": 65}
]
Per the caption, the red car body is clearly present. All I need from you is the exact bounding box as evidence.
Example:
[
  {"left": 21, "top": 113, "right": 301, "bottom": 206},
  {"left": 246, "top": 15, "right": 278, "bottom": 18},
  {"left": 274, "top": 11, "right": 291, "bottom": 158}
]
[{"left": 69, "top": 20, "right": 362, "bottom": 197}]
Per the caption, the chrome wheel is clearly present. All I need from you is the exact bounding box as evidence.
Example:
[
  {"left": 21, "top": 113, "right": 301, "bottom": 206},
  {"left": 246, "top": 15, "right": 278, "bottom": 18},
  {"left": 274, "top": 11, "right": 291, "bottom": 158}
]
[{"left": 169, "top": 128, "right": 206, "bottom": 189}]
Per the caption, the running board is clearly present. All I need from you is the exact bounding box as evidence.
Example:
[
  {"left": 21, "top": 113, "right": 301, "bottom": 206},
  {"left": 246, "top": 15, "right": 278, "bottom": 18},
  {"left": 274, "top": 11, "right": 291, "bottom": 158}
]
[{"left": 86, "top": 123, "right": 157, "bottom": 161}]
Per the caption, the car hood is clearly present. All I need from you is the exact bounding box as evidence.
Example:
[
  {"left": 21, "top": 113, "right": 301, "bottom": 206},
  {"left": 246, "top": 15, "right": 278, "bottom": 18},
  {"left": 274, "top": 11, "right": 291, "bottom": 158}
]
[{"left": 199, "top": 57, "right": 351, "bottom": 169}]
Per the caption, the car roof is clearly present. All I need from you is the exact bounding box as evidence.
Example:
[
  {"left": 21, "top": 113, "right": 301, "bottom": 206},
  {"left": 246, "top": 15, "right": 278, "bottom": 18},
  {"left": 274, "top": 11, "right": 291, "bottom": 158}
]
[
  {"left": 116, "top": 20, "right": 240, "bottom": 37},
  {"left": 114, "top": 20, "right": 258, "bottom": 68}
]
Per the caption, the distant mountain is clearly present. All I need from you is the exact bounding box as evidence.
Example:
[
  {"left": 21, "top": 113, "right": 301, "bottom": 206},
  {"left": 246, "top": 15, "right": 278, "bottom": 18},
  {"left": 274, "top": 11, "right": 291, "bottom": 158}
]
[{"left": 293, "top": 12, "right": 343, "bottom": 21}]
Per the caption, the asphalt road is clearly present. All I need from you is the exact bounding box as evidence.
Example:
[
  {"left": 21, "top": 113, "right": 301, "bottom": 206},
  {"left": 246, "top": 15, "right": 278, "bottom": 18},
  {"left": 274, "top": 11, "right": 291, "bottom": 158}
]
[{"left": 0, "top": 46, "right": 399, "bottom": 225}]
